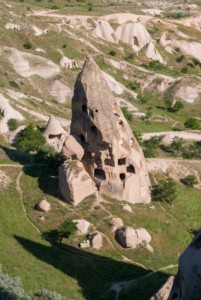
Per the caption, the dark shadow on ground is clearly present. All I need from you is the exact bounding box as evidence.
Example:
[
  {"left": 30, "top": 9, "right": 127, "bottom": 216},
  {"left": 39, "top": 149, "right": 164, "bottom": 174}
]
[
  {"left": 14, "top": 235, "right": 169, "bottom": 300},
  {"left": 0, "top": 144, "right": 31, "bottom": 164},
  {"left": 23, "top": 165, "right": 64, "bottom": 200}
]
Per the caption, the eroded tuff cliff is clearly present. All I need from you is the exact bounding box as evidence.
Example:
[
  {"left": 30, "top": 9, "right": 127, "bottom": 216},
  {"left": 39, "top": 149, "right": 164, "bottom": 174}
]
[{"left": 59, "top": 56, "right": 151, "bottom": 205}]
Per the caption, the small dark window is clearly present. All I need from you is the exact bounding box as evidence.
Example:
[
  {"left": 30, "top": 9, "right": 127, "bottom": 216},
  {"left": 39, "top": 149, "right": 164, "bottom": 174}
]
[
  {"left": 49, "top": 134, "right": 62, "bottom": 139},
  {"left": 94, "top": 169, "right": 106, "bottom": 180},
  {"left": 119, "top": 120, "right": 123, "bottom": 127},
  {"left": 127, "top": 165, "right": 135, "bottom": 173},
  {"left": 82, "top": 104, "right": 87, "bottom": 113},
  {"left": 104, "top": 158, "right": 115, "bottom": 167},
  {"left": 118, "top": 158, "right": 126, "bottom": 165},
  {"left": 95, "top": 109, "right": 98, "bottom": 113},
  {"left": 114, "top": 113, "right": 120, "bottom": 117},
  {"left": 79, "top": 134, "right": 85, "bottom": 142},
  {"left": 120, "top": 173, "right": 126, "bottom": 181}
]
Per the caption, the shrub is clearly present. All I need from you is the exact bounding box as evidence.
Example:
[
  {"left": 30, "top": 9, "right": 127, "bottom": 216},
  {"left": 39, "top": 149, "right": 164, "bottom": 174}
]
[
  {"left": 170, "top": 137, "right": 184, "bottom": 155},
  {"left": 143, "top": 135, "right": 164, "bottom": 158},
  {"left": 126, "top": 81, "right": 140, "bottom": 91},
  {"left": 9, "top": 80, "right": 20, "bottom": 89},
  {"left": 16, "top": 124, "right": 45, "bottom": 153},
  {"left": 169, "top": 101, "right": 184, "bottom": 112},
  {"left": 176, "top": 55, "right": 185, "bottom": 62},
  {"left": 109, "top": 50, "right": 116, "bottom": 56},
  {"left": 181, "top": 175, "right": 198, "bottom": 187},
  {"left": 7, "top": 118, "right": 18, "bottom": 131},
  {"left": 180, "top": 67, "right": 188, "bottom": 74},
  {"left": 125, "top": 53, "right": 135, "bottom": 61},
  {"left": 121, "top": 107, "right": 133, "bottom": 122},
  {"left": 148, "top": 60, "right": 166, "bottom": 71},
  {"left": 184, "top": 118, "right": 200, "bottom": 129},
  {"left": 23, "top": 41, "right": 33, "bottom": 49},
  {"left": 151, "top": 177, "right": 177, "bottom": 204}
]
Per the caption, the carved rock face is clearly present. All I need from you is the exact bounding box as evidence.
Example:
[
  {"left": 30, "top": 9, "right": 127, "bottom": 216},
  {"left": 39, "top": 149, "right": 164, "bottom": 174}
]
[{"left": 59, "top": 56, "right": 151, "bottom": 205}]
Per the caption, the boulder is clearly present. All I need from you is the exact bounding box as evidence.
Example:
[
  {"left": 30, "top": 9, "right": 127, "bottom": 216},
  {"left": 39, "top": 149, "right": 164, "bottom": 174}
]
[
  {"left": 111, "top": 217, "right": 124, "bottom": 232},
  {"left": 37, "top": 200, "right": 51, "bottom": 212},
  {"left": 73, "top": 219, "right": 90, "bottom": 235},
  {"left": 117, "top": 226, "right": 151, "bottom": 249},
  {"left": 90, "top": 232, "right": 103, "bottom": 249},
  {"left": 59, "top": 160, "right": 97, "bottom": 205},
  {"left": 123, "top": 204, "right": 133, "bottom": 213},
  {"left": 62, "top": 135, "right": 84, "bottom": 160}
]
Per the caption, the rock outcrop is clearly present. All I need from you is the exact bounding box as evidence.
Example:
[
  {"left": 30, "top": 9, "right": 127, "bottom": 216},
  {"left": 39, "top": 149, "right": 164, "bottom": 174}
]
[
  {"left": 43, "top": 115, "right": 67, "bottom": 152},
  {"left": 59, "top": 56, "right": 151, "bottom": 205},
  {"left": 73, "top": 219, "right": 91, "bottom": 235},
  {"left": 150, "top": 276, "right": 175, "bottom": 300},
  {"left": 117, "top": 226, "right": 152, "bottom": 250},
  {"left": 59, "top": 160, "right": 97, "bottom": 205},
  {"left": 167, "top": 230, "right": 201, "bottom": 300},
  {"left": 37, "top": 200, "right": 51, "bottom": 212},
  {"left": 89, "top": 232, "right": 103, "bottom": 249}
]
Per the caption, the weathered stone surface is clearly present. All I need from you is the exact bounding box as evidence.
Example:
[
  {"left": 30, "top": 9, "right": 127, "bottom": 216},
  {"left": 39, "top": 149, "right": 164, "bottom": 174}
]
[
  {"left": 59, "top": 160, "right": 97, "bottom": 205},
  {"left": 111, "top": 217, "right": 124, "bottom": 232},
  {"left": 150, "top": 276, "right": 175, "bottom": 300},
  {"left": 59, "top": 55, "right": 151, "bottom": 205},
  {"left": 90, "top": 232, "right": 103, "bottom": 249},
  {"left": 73, "top": 219, "right": 91, "bottom": 235},
  {"left": 62, "top": 135, "right": 84, "bottom": 160},
  {"left": 123, "top": 204, "right": 133, "bottom": 213},
  {"left": 117, "top": 226, "right": 152, "bottom": 249},
  {"left": 37, "top": 200, "right": 51, "bottom": 212},
  {"left": 168, "top": 230, "right": 201, "bottom": 300},
  {"left": 43, "top": 115, "right": 67, "bottom": 152}
]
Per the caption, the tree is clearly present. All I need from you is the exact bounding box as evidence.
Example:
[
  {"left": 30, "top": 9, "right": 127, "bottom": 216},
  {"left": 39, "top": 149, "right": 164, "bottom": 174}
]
[
  {"left": 109, "top": 50, "right": 116, "bottom": 56},
  {"left": 7, "top": 118, "right": 18, "bottom": 131},
  {"left": 43, "top": 220, "right": 77, "bottom": 244},
  {"left": 16, "top": 124, "right": 45, "bottom": 153},
  {"left": 181, "top": 175, "right": 198, "bottom": 187},
  {"left": 184, "top": 118, "right": 200, "bottom": 129},
  {"left": 151, "top": 177, "right": 177, "bottom": 204},
  {"left": 170, "top": 137, "right": 184, "bottom": 155},
  {"left": 143, "top": 135, "right": 164, "bottom": 158}
]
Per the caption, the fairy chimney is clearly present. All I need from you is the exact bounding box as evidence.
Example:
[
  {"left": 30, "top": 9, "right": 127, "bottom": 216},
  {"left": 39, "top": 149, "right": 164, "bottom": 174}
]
[{"left": 59, "top": 56, "right": 151, "bottom": 205}]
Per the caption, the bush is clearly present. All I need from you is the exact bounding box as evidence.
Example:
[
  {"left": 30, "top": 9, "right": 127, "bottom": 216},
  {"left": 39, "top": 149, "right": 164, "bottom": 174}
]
[
  {"left": 9, "top": 80, "right": 20, "bottom": 89},
  {"left": 170, "top": 137, "right": 184, "bottom": 155},
  {"left": 121, "top": 107, "right": 133, "bottom": 122},
  {"left": 148, "top": 60, "right": 166, "bottom": 71},
  {"left": 125, "top": 53, "right": 135, "bottom": 61},
  {"left": 175, "top": 55, "right": 185, "bottom": 62},
  {"left": 151, "top": 177, "right": 177, "bottom": 204},
  {"left": 184, "top": 118, "right": 200, "bottom": 129},
  {"left": 109, "top": 50, "right": 116, "bottom": 56},
  {"left": 180, "top": 67, "right": 188, "bottom": 74},
  {"left": 143, "top": 135, "right": 164, "bottom": 158},
  {"left": 7, "top": 118, "right": 18, "bottom": 131},
  {"left": 169, "top": 101, "right": 184, "bottom": 112},
  {"left": 23, "top": 41, "right": 33, "bottom": 49},
  {"left": 181, "top": 175, "right": 198, "bottom": 187},
  {"left": 16, "top": 124, "right": 45, "bottom": 153}
]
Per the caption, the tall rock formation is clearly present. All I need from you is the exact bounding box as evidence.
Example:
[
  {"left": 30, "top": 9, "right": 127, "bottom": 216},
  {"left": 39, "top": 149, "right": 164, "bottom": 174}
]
[{"left": 59, "top": 56, "right": 151, "bottom": 205}]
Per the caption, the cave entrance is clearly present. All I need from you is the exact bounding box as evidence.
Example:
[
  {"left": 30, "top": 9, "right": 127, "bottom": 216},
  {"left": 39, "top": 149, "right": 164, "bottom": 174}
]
[
  {"left": 118, "top": 158, "right": 126, "bottom": 165},
  {"left": 127, "top": 165, "right": 135, "bottom": 173},
  {"left": 94, "top": 169, "right": 106, "bottom": 180},
  {"left": 119, "top": 173, "right": 126, "bottom": 181}
]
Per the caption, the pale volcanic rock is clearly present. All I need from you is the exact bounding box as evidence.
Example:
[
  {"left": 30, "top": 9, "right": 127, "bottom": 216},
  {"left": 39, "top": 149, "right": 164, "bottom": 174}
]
[
  {"left": 37, "top": 200, "right": 51, "bottom": 212},
  {"left": 0, "top": 47, "right": 60, "bottom": 78},
  {"left": 115, "top": 22, "right": 151, "bottom": 52},
  {"left": 62, "top": 135, "right": 84, "bottom": 160},
  {"left": 150, "top": 276, "right": 175, "bottom": 300},
  {"left": 117, "top": 226, "right": 151, "bottom": 249},
  {"left": 0, "top": 94, "right": 24, "bottom": 133},
  {"left": 43, "top": 115, "right": 67, "bottom": 152},
  {"left": 59, "top": 160, "right": 97, "bottom": 206},
  {"left": 90, "top": 232, "right": 103, "bottom": 249},
  {"left": 111, "top": 217, "right": 124, "bottom": 232},
  {"left": 93, "top": 20, "right": 117, "bottom": 43},
  {"left": 59, "top": 56, "right": 151, "bottom": 205},
  {"left": 145, "top": 41, "right": 164, "bottom": 64},
  {"left": 73, "top": 219, "right": 91, "bottom": 235},
  {"left": 49, "top": 80, "right": 73, "bottom": 103},
  {"left": 123, "top": 204, "right": 133, "bottom": 213}
]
